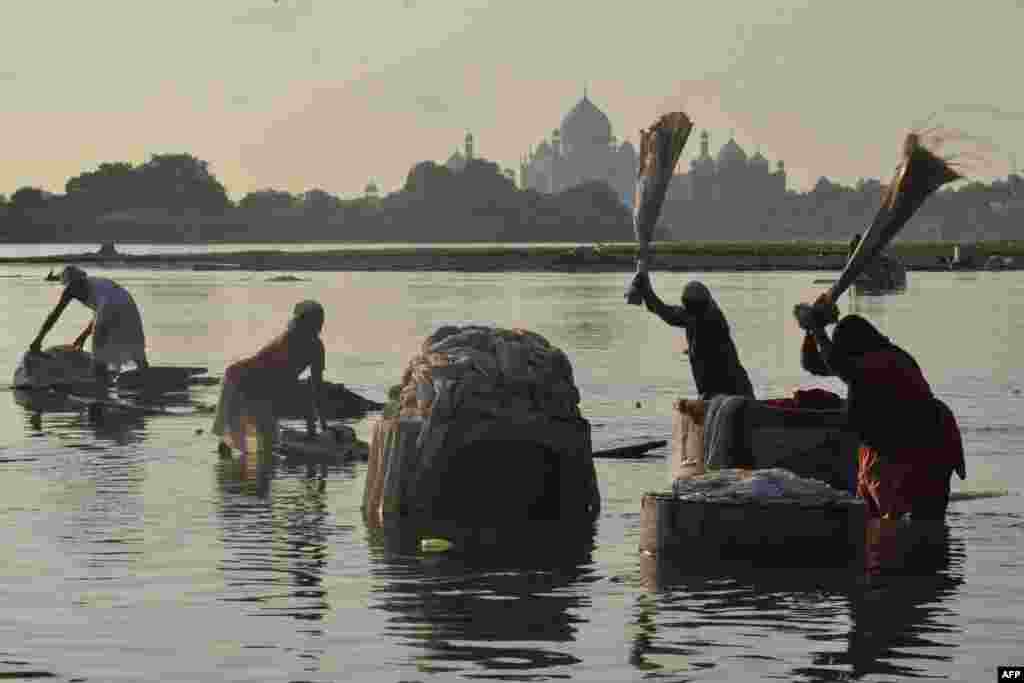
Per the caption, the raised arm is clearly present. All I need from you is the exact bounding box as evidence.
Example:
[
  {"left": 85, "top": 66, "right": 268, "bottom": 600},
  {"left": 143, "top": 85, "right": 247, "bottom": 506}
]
[
  {"left": 795, "top": 304, "right": 857, "bottom": 382},
  {"left": 801, "top": 331, "right": 833, "bottom": 376},
  {"left": 811, "top": 324, "right": 863, "bottom": 383},
  {"left": 30, "top": 287, "right": 75, "bottom": 352},
  {"left": 637, "top": 274, "right": 692, "bottom": 328}
]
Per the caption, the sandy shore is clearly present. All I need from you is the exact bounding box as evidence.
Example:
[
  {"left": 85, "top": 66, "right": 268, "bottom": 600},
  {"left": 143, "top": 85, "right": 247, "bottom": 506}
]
[{"left": 0, "top": 247, "right": 1014, "bottom": 273}]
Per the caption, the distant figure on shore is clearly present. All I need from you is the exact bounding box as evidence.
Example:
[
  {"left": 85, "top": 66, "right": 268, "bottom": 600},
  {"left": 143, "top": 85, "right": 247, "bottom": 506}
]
[
  {"left": 97, "top": 242, "right": 118, "bottom": 257},
  {"left": 212, "top": 300, "right": 329, "bottom": 458},
  {"left": 795, "top": 306, "right": 966, "bottom": 520},
  {"left": 29, "top": 265, "right": 148, "bottom": 384},
  {"left": 632, "top": 273, "right": 755, "bottom": 399},
  {"left": 847, "top": 233, "right": 862, "bottom": 264}
]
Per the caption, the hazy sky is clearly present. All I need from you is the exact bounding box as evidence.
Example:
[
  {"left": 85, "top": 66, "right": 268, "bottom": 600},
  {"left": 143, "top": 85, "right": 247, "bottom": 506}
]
[{"left": 3, "top": 0, "right": 1023, "bottom": 200}]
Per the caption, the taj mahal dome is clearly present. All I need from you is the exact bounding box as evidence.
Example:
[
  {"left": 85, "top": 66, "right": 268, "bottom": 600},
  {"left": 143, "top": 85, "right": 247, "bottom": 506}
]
[
  {"left": 519, "top": 92, "right": 638, "bottom": 204},
  {"left": 517, "top": 92, "right": 788, "bottom": 212}
]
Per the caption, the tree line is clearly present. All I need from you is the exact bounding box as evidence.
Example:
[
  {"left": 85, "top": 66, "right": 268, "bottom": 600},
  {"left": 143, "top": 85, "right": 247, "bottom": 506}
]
[
  {"left": 657, "top": 173, "right": 1023, "bottom": 243},
  {"left": 1, "top": 152, "right": 1021, "bottom": 243}
]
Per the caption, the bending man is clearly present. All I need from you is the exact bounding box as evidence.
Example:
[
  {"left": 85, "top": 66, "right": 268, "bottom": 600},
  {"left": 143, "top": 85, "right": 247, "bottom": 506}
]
[
  {"left": 633, "top": 273, "right": 755, "bottom": 399},
  {"left": 212, "top": 300, "right": 329, "bottom": 457},
  {"left": 30, "top": 265, "right": 148, "bottom": 383}
]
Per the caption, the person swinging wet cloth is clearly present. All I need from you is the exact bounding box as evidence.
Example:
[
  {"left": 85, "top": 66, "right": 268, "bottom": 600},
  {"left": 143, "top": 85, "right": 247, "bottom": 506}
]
[
  {"left": 795, "top": 301, "right": 966, "bottom": 520},
  {"left": 633, "top": 273, "right": 755, "bottom": 400}
]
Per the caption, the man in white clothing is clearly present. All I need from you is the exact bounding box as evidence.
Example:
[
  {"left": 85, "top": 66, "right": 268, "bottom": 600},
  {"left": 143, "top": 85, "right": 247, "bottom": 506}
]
[{"left": 30, "top": 265, "right": 149, "bottom": 384}]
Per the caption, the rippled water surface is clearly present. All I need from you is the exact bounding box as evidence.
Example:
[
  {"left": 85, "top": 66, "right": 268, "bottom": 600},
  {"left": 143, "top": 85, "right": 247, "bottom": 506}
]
[{"left": 1, "top": 264, "right": 1021, "bottom": 682}]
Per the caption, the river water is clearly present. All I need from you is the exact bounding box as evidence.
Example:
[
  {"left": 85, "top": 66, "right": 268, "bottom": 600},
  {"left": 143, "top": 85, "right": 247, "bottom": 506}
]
[{"left": 0, "top": 264, "right": 1021, "bottom": 682}]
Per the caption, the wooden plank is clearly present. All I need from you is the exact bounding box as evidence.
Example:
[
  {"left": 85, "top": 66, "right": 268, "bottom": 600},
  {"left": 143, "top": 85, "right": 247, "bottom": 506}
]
[
  {"left": 593, "top": 440, "right": 667, "bottom": 459},
  {"left": 12, "top": 384, "right": 208, "bottom": 417},
  {"left": 116, "top": 366, "right": 209, "bottom": 390},
  {"left": 949, "top": 490, "right": 1011, "bottom": 503},
  {"left": 14, "top": 362, "right": 209, "bottom": 393},
  {"left": 62, "top": 392, "right": 175, "bottom": 417},
  {"left": 184, "top": 376, "right": 221, "bottom": 387}
]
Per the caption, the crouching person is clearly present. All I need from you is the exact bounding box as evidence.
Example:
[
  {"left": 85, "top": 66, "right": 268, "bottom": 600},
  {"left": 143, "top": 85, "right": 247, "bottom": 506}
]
[{"left": 213, "top": 300, "right": 329, "bottom": 458}]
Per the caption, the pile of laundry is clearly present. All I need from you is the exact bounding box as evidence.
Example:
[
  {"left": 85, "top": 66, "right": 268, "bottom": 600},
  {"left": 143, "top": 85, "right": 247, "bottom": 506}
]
[
  {"left": 389, "top": 325, "right": 582, "bottom": 423},
  {"left": 672, "top": 467, "right": 860, "bottom": 506}
]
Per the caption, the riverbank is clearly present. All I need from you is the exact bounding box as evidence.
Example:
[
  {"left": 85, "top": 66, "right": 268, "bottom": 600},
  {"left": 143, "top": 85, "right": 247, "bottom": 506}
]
[{"left": 1, "top": 241, "right": 1020, "bottom": 272}]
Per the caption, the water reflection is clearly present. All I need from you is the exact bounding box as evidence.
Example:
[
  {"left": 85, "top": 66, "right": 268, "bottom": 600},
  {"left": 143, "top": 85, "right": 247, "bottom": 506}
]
[
  {"left": 16, "top": 398, "right": 150, "bottom": 454},
  {"left": 213, "top": 455, "right": 356, "bottom": 621},
  {"left": 15, "top": 392, "right": 148, "bottom": 446},
  {"left": 367, "top": 520, "right": 598, "bottom": 678},
  {"left": 45, "top": 427, "right": 148, "bottom": 578},
  {"left": 635, "top": 524, "right": 964, "bottom": 681},
  {"left": 213, "top": 456, "right": 357, "bottom": 677},
  {"left": 13, "top": 385, "right": 214, "bottom": 447},
  {"left": 4, "top": 392, "right": 153, "bottom": 581},
  {"left": 826, "top": 524, "right": 965, "bottom": 682}
]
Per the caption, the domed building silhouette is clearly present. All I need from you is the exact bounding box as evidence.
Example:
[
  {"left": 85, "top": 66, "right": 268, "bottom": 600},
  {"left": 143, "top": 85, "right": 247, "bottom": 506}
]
[
  {"left": 519, "top": 90, "right": 637, "bottom": 206},
  {"left": 518, "top": 94, "right": 788, "bottom": 218},
  {"left": 670, "top": 129, "right": 787, "bottom": 206},
  {"left": 444, "top": 131, "right": 476, "bottom": 173}
]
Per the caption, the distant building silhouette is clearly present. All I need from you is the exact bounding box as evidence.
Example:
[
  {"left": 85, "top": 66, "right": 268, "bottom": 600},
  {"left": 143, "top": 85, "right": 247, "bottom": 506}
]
[
  {"left": 445, "top": 131, "right": 476, "bottom": 173},
  {"left": 519, "top": 90, "right": 637, "bottom": 205},
  {"left": 655, "top": 130, "right": 790, "bottom": 239},
  {"left": 669, "top": 130, "right": 787, "bottom": 204},
  {"left": 516, "top": 95, "right": 788, "bottom": 214}
]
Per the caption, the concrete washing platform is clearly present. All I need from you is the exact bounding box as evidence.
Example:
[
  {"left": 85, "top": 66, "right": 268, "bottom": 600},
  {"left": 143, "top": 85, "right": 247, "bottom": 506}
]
[{"left": 639, "top": 491, "right": 867, "bottom": 568}]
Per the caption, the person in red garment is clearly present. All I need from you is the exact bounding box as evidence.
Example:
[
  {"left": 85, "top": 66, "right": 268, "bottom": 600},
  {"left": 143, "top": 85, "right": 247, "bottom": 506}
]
[
  {"left": 795, "top": 302, "right": 966, "bottom": 521},
  {"left": 213, "top": 300, "right": 329, "bottom": 457}
]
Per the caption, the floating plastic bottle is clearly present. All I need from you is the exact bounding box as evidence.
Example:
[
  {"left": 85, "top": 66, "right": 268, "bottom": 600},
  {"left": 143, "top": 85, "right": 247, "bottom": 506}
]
[{"left": 420, "top": 538, "right": 452, "bottom": 553}]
